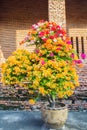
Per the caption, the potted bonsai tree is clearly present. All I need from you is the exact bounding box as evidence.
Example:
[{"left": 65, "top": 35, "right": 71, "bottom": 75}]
[{"left": 1, "top": 20, "right": 83, "bottom": 129}]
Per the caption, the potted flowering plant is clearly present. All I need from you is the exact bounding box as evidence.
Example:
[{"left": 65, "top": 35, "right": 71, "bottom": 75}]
[{"left": 1, "top": 20, "right": 83, "bottom": 129}]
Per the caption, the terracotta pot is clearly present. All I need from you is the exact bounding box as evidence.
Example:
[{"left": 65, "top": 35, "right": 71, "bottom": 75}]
[{"left": 41, "top": 102, "right": 68, "bottom": 129}]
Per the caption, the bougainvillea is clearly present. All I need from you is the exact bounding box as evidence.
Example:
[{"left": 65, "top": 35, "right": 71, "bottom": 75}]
[{"left": 1, "top": 20, "right": 83, "bottom": 107}]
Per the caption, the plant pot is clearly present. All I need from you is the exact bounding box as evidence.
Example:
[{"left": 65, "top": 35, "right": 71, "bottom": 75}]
[{"left": 41, "top": 102, "right": 68, "bottom": 129}]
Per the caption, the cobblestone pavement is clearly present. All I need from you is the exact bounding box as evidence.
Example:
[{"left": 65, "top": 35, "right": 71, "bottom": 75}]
[{"left": 0, "top": 110, "right": 87, "bottom": 130}]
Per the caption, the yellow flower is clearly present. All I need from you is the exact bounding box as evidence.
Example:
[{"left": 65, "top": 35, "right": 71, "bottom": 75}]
[
  {"left": 74, "top": 55, "right": 78, "bottom": 60},
  {"left": 33, "top": 80, "right": 39, "bottom": 86},
  {"left": 57, "top": 68, "right": 62, "bottom": 72},
  {"left": 28, "top": 90, "right": 34, "bottom": 94},
  {"left": 29, "top": 99, "right": 35, "bottom": 105},
  {"left": 46, "top": 82, "right": 51, "bottom": 87},
  {"left": 66, "top": 90, "right": 74, "bottom": 96},
  {"left": 56, "top": 74, "right": 63, "bottom": 78},
  {"left": 42, "top": 69, "right": 51, "bottom": 77},
  {"left": 39, "top": 87, "right": 45, "bottom": 95},
  {"left": 66, "top": 77, "right": 71, "bottom": 81},
  {"left": 70, "top": 85, "right": 75, "bottom": 90},
  {"left": 27, "top": 66, "right": 32, "bottom": 71},
  {"left": 14, "top": 66, "right": 20, "bottom": 73},
  {"left": 75, "top": 81, "right": 80, "bottom": 87},
  {"left": 33, "top": 65, "right": 40, "bottom": 71},
  {"left": 64, "top": 85, "right": 68, "bottom": 89},
  {"left": 50, "top": 83, "right": 56, "bottom": 89},
  {"left": 58, "top": 92, "right": 64, "bottom": 98},
  {"left": 74, "top": 75, "right": 79, "bottom": 80}
]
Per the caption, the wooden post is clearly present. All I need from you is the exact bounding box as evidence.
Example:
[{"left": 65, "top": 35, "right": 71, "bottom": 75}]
[
  {"left": 81, "top": 37, "right": 84, "bottom": 53},
  {"left": 76, "top": 37, "right": 79, "bottom": 56}
]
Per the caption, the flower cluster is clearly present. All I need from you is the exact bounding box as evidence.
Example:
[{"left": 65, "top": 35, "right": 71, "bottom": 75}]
[
  {"left": 1, "top": 20, "right": 84, "bottom": 106},
  {"left": 1, "top": 49, "right": 39, "bottom": 85},
  {"left": 20, "top": 20, "right": 68, "bottom": 46}
]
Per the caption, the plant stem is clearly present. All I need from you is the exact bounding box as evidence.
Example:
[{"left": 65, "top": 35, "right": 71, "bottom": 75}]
[{"left": 48, "top": 95, "right": 56, "bottom": 108}]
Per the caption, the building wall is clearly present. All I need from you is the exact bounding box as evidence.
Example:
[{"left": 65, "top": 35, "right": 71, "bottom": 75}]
[
  {"left": 66, "top": 0, "right": 87, "bottom": 54},
  {"left": 0, "top": 0, "right": 48, "bottom": 58}
]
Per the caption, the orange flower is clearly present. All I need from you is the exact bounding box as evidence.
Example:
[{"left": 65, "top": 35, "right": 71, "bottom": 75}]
[
  {"left": 53, "top": 42, "right": 58, "bottom": 45},
  {"left": 32, "top": 30, "right": 37, "bottom": 34},
  {"left": 27, "top": 29, "right": 32, "bottom": 35},
  {"left": 30, "top": 36, "right": 35, "bottom": 40},
  {"left": 46, "top": 39, "right": 52, "bottom": 44},
  {"left": 19, "top": 40, "right": 25, "bottom": 45},
  {"left": 44, "top": 43, "right": 53, "bottom": 50},
  {"left": 78, "top": 63, "right": 84, "bottom": 68}
]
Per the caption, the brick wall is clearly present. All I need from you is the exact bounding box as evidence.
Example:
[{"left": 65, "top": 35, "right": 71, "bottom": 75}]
[
  {"left": 66, "top": 0, "right": 87, "bottom": 54},
  {"left": 0, "top": 0, "right": 48, "bottom": 58}
]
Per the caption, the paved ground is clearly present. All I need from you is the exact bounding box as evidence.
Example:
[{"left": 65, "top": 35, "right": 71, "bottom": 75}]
[{"left": 0, "top": 110, "right": 87, "bottom": 130}]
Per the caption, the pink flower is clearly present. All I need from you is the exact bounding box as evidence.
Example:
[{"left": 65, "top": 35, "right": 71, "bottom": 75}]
[
  {"left": 42, "top": 38, "right": 47, "bottom": 42},
  {"left": 32, "top": 24, "right": 39, "bottom": 29},
  {"left": 67, "top": 41, "right": 72, "bottom": 44},
  {"left": 49, "top": 52, "right": 54, "bottom": 57},
  {"left": 39, "top": 31, "right": 45, "bottom": 37},
  {"left": 77, "top": 59, "right": 82, "bottom": 64},
  {"left": 73, "top": 60, "right": 77, "bottom": 64},
  {"left": 81, "top": 53, "right": 86, "bottom": 59},
  {"left": 35, "top": 49, "right": 39, "bottom": 53},
  {"left": 73, "top": 60, "right": 82, "bottom": 64},
  {"left": 70, "top": 53, "right": 74, "bottom": 58},
  {"left": 57, "top": 48, "right": 61, "bottom": 50},
  {"left": 24, "top": 35, "right": 29, "bottom": 41},
  {"left": 41, "top": 60, "right": 45, "bottom": 65}
]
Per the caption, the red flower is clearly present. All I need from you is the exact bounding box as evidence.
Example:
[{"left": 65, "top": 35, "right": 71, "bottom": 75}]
[
  {"left": 51, "top": 27, "right": 56, "bottom": 31},
  {"left": 39, "top": 31, "right": 45, "bottom": 37},
  {"left": 49, "top": 36, "right": 54, "bottom": 39}
]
